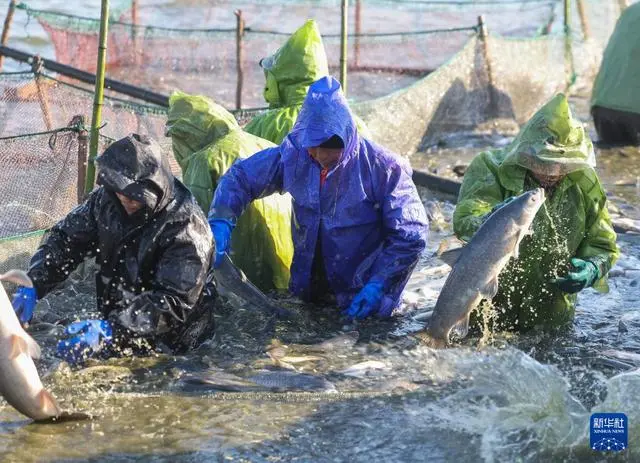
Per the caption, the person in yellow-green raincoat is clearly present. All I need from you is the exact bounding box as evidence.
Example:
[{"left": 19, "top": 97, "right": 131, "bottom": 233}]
[
  {"left": 244, "top": 19, "right": 371, "bottom": 145},
  {"left": 453, "top": 94, "right": 619, "bottom": 332},
  {"left": 165, "top": 90, "right": 293, "bottom": 292}
]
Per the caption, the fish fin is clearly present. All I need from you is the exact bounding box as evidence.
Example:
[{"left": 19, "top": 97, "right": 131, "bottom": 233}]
[
  {"left": 437, "top": 247, "right": 463, "bottom": 267},
  {"left": 0, "top": 269, "right": 33, "bottom": 288},
  {"left": 37, "top": 389, "right": 61, "bottom": 418},
  {"left": 482, "top": 277, "right": 500, "bottom": 300},
  {"left": 9, "top": 334, "right": 39, "bottom": 360},
  {"left": 451, "top": 313, "right": 471, "bottom": 340},
  {"left": 414, "top": 331, "right": 447, "bottom": 349}
]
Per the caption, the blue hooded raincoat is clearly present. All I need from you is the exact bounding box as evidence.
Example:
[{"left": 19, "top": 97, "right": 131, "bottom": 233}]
[{"left": 211, "top": 77, "right": 428, "bottom": 315}]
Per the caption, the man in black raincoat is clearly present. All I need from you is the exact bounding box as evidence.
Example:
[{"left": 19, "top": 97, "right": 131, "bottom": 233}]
[{"left": 11, "top": 134, "right": 216, "bottom": 364}]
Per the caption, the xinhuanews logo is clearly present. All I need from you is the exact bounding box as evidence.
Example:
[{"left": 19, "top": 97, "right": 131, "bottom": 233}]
[{"left": 590, "top": 413, "right": 628, "bottom": 452}]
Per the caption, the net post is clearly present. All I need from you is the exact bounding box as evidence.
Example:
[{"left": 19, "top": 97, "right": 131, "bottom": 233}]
[
  {"left": 354, "top": 0, "right": 361, "bottom": 69},
  {"left": 477, "top": 16, "right": 496, "bottom": 117},
  {"left": 576, "top": 0, "right": 591, "bottom": 40},
  {"left": 131, "top": 0, "right": 140, "bottom": 67},
  {"left": 32, "top": 56, "right": 54, "bottom": 131},
  {"left": 75, "top": 116, "right": 89, "bottom": 204},
  {"left": 235, "top": 10, "right": 244, "bottom": 111},
  {"left": 617, "top": 0, "right": 628, "bottom": 14},
  {"left": 0, "top": 0, "right": 17, "bottom": 71},
  {"left": 563, "top": 0, "right": 574, "bottom": 90},
  {"left": 86, "top": 0, "right": 110, "bottom": 196},
  {"left": 340, "top": 0, "right": 348, "bottom": 96}
]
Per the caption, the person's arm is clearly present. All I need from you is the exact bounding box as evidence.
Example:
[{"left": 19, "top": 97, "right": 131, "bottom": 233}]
[
  {"left": 575, "top": 179, "right": 620, "bottom": 292},
  {"left": 209, "top": 146, "right": 285, "bottom": 221},
  {"left": 27, "top": 190, "right": 100, "bottom": 298},
  {"left": 367, "top": 161, "right": 428, "bottom": 289},
  {"left": 453, "top": 152, "right": 506, "bottom": 242},
  {"left": 111, "top": 217, "right": 213, "bottom": 338}
]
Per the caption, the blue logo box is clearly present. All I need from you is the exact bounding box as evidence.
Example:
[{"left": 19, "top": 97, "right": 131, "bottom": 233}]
[{"left": 590, "top": 413, "right": 628, "bottom": 452}]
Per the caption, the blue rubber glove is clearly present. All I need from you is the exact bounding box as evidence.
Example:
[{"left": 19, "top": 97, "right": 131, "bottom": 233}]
[
  {"left": 56, "top": 319, "right": 113, "bottom": 365},
  {"left": 551, "top": 258, "right": 601, "bottom": 294},
  {"left": 342, "top": 281, "right": 385, "bottom": 320},
  {"left": 12, "top": 286, "right": 37, "bottom": 327},
  {"left": 208, "top": 218, "right": 235, "bottom": 268}
]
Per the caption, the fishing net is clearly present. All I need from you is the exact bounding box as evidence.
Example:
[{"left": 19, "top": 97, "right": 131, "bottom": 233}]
[{"left": 17, "top": 0, "right": 561, "bottom": 107}]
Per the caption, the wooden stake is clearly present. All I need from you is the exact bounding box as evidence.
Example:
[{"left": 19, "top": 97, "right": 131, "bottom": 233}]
[{"left": 235, "top": 10, "right": 244, "bottom": 111}]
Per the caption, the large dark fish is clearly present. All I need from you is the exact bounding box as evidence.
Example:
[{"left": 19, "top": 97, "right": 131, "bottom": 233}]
[
  {"left": 216, "top": 254, "right": 292, "bottom": 318},
  {"left": 417, "top": 188, "right": 546, "bottom": 347}
]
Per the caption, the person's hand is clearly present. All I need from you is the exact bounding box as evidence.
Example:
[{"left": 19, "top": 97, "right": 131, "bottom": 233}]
[
  {"left": 56, "top": 319, "right": 113, "bottom": 365},
  {"left": 551, "top": 258, "right": 601, "bottom": 294},
  {"left": 12, "top": 286, "right": 37, "bottom": 327},
  {"left": 342, "top": 282, "right": 384, "bottom": 320},
  {"left": 208, "top": 218, "right": 235, "bottom": 268}
]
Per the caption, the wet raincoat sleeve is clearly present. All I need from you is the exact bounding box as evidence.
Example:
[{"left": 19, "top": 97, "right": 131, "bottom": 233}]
[
  {"left": 112, "top": 219, "right": 213, "bottom": 338},
  {"left": 574, "top": 178, "right": 619, "bottom": 292},
  {"left": 27, "top": 191, "right": 100, "bottom": 299},
  {"left": 453, "top": 151, "right": 506, "bottom": 242},
  {"left": 367, "top": 162, "right": 428, "bottom": 290},
  {"left": 210, "top": 147, "right": 285, "bottom": 220}
]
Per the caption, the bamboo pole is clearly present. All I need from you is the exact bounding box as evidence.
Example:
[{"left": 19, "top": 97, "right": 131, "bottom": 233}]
[
  {"left": 76, "top": 116, "right": 88, "bottom": 204},
  {"left": 32, "top": 57, "right": 53, "bottom": 131},
  {"left": 477, "top": 16, "right": 496, "bottom": 117},
  {"left": 340, "top": 0, "right": 348, "bottom": 95},
  {"left": 85, "top": 0, "right": 110, "bottom": 195},
  {"left": 0, "top": 0, "right": 17, "bottom": 71},
  {"left": 617, "top": 0, "right": 629, "bottom": 14},
  {"left": 354, "top": 0, "right": 361, "bottom": 68},
  {"left": 235, "top": 10, "right": 244, "bottom": 111},
  {"left": 576, "top": 0, "right": 591, "bottom": 40},
  {"left": 563, "top": 0, "right": 574, "bottom": 90}
]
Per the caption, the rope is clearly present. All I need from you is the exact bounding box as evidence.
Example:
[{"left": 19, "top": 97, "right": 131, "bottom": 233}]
[
  {"left": 0, "top": 124, "right": 86, "bottom": 142},
  {"left": 17, "top": 2, "right": 478, "bottom": 39}
]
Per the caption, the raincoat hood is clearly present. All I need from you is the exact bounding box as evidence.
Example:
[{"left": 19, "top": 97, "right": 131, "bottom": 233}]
[
  {"left": 499, "top": 94, "right": 595, "bottom": 189},
  {"left": 288, "top": 76, "right": 358, "bottom": 166},
  {"left": 165, "top": 91, "right": 239, "bottom": 170},
  {"left": 96, "top": 134, "right": 174, "bottom": 213},
  {"left": 260, "top": 20, "right": 329, "bottom": 107}
]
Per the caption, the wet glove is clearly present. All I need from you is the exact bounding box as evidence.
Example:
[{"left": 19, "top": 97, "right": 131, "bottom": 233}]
[
  {"left": 12, "top": 286, "right": 37, "bottom": 327},
  {"left": 56, "top": 319, "right": 113, "bottom": 365},
  {"left": 551, "top": 258, "right": 601, "bottom": 294},
  {"left": 208, "top": 218, "right": 235, "bottom": 268},
  {"left": 342, "top": 281, "right": 384, "bottom": 320}
]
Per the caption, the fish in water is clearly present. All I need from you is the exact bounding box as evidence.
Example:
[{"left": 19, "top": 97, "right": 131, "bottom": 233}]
[
  {"left": 183, "top": 367, "right": 337, "bottom": 393},
  {"left": 216, "top": 254, "right": 292, "bottom": 318},
  {"left": 0, "top": 269, "right": 62, "bottom": 421},
  {"left": 416, "top": 188, "right": 546, "bottom": 347},
  {"left": 338, "top": 360, "right": 390, "bottom": 378}
]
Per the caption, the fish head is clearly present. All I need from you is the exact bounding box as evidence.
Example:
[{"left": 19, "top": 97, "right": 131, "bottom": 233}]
[{"left": 506, "top": 187, "right": 546, "bottom": 228}]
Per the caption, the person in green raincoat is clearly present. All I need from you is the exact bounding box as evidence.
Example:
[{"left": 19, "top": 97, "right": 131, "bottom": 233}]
[
  {"left": 454, "top": 94, "right": 619, "bottom": 332},
  {"left": 245, "top": 19, "right": 370, "bottom": 144},
  {"left": 165, "top": 90, "right": 293, "bottom": 291},
  {"left": 591, "top": 2, "right": 640, "bottom": 145}
]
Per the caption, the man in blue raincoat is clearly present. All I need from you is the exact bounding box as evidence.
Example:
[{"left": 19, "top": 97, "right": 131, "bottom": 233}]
[{"left": 209, "top": 76, "right": 428, "bottom": 320}]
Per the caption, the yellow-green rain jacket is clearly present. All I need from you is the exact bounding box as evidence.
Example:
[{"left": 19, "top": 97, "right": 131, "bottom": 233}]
[
  {"left": 166, "top": 91, "right": 293, "bottom": 291},
  {"left": 453, "top": 94, "right": 619, "bottom": 331},
  {"left": 245, "top": 19, "right": 371, "bottom": 144}
]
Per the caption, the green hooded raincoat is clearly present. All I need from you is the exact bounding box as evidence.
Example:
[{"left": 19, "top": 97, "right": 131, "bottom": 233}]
[
  {"left": 453, "top": 94, "right": 619, "bottom": 331},
  {"left": 244, "top": 20, "right": 370, "bottom": 144},
  {"left": 591, "top": 2, "right": 640, "bottom": 115},
  {"left": 166, "top": 91, "right": 293, "bottom": 291}
]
